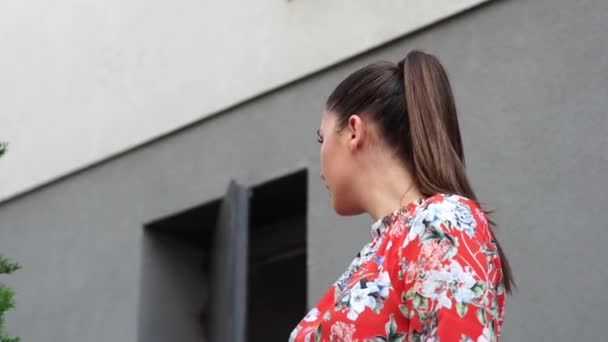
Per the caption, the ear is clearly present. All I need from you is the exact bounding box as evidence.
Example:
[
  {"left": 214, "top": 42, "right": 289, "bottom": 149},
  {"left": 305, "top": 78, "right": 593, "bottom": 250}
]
[{"left": 346, "top": 114, "right": 366, "bottom": 151}]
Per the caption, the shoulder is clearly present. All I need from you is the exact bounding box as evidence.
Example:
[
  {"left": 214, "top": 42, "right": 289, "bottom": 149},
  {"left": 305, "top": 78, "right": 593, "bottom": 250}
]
[{"left": 409, "top": 193, "right": 489, "bottom": 241}]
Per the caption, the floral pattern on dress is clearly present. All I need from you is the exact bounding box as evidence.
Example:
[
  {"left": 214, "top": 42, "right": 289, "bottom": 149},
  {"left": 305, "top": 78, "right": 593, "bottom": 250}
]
[{"left": 289, "top": 194, "right": 506, "bottom": 342}]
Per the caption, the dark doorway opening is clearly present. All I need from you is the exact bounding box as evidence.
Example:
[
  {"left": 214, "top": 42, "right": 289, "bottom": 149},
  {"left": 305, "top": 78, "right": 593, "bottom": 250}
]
[
  {"left": 248, "top": 170, "right": 307, "bottom": 341},
  {"left": 140, "top": 169, "right": 307, "bottom": 342}
]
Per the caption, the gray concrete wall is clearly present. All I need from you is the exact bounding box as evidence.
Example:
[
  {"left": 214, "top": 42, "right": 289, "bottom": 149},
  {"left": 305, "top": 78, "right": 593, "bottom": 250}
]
[
  {"left": 138, "top": 233, "right": 207, "bottom": 342},
  {"left": 0, "top": 0, "right": 489, "bottom": 202},
  {"left": 0, "top": 0, "right": 607, "bottom": 340}
]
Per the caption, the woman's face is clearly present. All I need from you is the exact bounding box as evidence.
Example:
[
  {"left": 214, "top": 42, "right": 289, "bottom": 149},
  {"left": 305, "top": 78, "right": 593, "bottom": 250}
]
[{"left": 318, "top": 111, "right": 362, "bottom": 215}]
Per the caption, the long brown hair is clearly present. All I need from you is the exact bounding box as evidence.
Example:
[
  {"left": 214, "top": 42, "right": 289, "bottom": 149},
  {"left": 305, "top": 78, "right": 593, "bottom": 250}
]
[{"left": 326, "top": 50, "right": 514, "bottom": 294}]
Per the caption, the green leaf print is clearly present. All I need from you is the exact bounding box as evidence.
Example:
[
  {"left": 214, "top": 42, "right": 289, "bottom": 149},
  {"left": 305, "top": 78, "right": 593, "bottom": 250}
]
[
  {"left": 444, "top": 231, "right": 457, "bottom": 246},
  {"left": 364, "top": 337, "right": 387, "bottom": 342},
  {"left": 477, "top": 308, "right": 487, "bottom": 325},
  {"left": 360, "top": 315, "right": 406, "bottom": 342},
  {"left": 399, "top": 304, "right": 410, "bottom": 319},
  {"left": 405, "top": 287, "right": 416, "bottom": 301},
  {"left": 410, "top": 330, "right": 421, "bottom": 341},
  {"left": 471, "top": 281, "right": 486, "bottom": 297},
  {"left": 497, "top": 280, "right": 505, "bottom": 295},
  {"left": 413, "top": 293, "right": 428, "bottom": 310},
  {"left": 456, "top": 301, "right": 468, "bottom": 318},
  {"left": 487, "top": 305, "right": 499, "bottom": 318},
  {"left": 323, "top": 310, "right": 331, "bottom": 321},
  {"left": 459, "top": 335, "right": 474, "bottom": 342},
  {"left": 388, "top": 333, "right": 406, "bottom": 342},
  {"left": 421, "top": 225, "right": 444, "bottom": 243},
  {"left": 443, "top": 245, "right": 458, "bottom": 260},
  {"left": 386, "top": 314, "right": 397, "bottom": 335},
  {"left": 314, "top": 324, "right": 322, "bottom": 342},
  {"left": 418, "top": 310, "right": 430, "bottom": 322}
]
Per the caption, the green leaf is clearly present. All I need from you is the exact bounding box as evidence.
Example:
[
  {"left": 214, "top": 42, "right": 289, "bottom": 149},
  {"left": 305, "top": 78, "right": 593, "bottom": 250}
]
[
  {"left": 413, "top": 294, "right": 428, "bottom": 310},
  {"left": 389, "top": 332, "right": 407, "bottom": 342},
  {"left": 443, "top": 245, "right": 457, "bottom": 260},
  {"left": 0, "top": 284, "right": 16, "bottom": 312},
  {"left": 0, "top": 142, "right": 7, "bottom": 157},
  {"left": 444, "top": 219, "right": 453, "bottom": 230},
  {"left": 0, "top": 255, "right": 21, "bottom": 275},
  {"left": 374, "top": 300, "right": 385, "bottom": 313},
  {"left": 460, "top": 335, "right": 474, "bottom": 342},
  {"left": 487, "top": 305, "right": 499, "bottom": 318},
  {"left": 385, "top": 314, "right": 397, "bottom": 335},
  {"left": 314, "top": 324, "right": 322, "bottom": 342},
  {"left": 399, "top": 304, "right": 410, "bottom": 319},
  {"left": 405, "top": 287, "right": 416, "bottom": 300},
  {"left": 497, "top": 280, "right": 505, "bottom": 295},
  {"left": 477, "top": 308, "right": 487, "bottom": 325},
  {"left": 470, "top": 298, "right": 483, "bottom": 307},
  {"left": 2, "top": 338, "right": 21, "bottom": 342},
  {"left": 413, "top": 293, "right": 421, "bottom": 308},
  {"left": 456, "top": 301, "right": 468, "bottom": 318},
  {"left": 471, "top": 281, "right": 485, "bottom": 297}
]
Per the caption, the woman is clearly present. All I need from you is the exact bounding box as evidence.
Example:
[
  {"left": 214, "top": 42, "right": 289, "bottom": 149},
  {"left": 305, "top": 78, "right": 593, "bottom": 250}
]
[{"left": 289, "top": 50, "right": 513, "bottom": 342}]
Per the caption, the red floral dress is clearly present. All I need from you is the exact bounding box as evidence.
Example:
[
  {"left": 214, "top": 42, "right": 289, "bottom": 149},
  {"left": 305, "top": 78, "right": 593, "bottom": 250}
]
[{"left": 289, "top": 193, "right": 506, "bottom": 342}]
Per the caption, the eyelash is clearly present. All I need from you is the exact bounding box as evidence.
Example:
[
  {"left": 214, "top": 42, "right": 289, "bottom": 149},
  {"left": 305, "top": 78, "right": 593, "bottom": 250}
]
[{"left": 317, "top": 130, "right": 324, "bottom": 144}]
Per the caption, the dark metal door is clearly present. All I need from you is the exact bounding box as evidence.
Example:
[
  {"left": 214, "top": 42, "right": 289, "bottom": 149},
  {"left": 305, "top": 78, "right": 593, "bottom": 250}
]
[{"left": 209, "top": 181, "right": 249, "bottom": 342}]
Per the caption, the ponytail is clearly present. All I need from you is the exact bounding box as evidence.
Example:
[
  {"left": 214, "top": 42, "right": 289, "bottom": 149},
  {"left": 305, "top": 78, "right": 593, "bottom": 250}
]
[
  {"left": 401, "top": 51, "right": 468, "bottom": 196},
  {"left": 325, "top": 50, "right": 514, "bottom": 293},
  {"left": 401, "top": 50, "right": 515, "bottom": 294}
]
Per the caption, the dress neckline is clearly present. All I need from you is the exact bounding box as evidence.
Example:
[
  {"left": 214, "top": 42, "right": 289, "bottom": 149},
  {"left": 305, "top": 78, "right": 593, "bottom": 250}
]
[{"left": 370, "top": 195, "right": 431, "bottom": 240}]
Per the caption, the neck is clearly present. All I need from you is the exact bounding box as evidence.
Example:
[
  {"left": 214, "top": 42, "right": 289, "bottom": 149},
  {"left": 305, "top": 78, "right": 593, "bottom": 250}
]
[{"left": 360, "top": 157, "right": 422, "bottom": 222}]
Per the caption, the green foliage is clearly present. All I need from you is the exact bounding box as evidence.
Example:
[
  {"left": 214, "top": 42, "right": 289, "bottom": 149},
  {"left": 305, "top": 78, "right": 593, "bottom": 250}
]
[
  {"left": 0, "top": 256, "right": 19, "bottom": 275},
  {"left": 0, "top": 143, "right": 20, "bottom": 342},
  {"left": 0, "top": 255, "right": 20, "bottom": 342}
]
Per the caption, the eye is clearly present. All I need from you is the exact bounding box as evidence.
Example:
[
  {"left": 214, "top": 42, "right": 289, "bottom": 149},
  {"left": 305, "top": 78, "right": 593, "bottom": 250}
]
[{"left": 317, "top": 130, "right": 324, "bottom": 144}]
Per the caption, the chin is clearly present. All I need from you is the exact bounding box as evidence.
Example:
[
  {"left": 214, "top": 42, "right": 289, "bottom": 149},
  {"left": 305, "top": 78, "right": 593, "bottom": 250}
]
[{"left": 332, "top": 198, "right": 364, "bottom": 216}]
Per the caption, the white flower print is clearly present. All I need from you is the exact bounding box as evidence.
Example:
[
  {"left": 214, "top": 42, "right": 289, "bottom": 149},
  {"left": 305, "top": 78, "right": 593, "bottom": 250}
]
[
  {"left": 288, "top": 325, "right": 301, "bottom": 342},
  {"left": 453, "top": 202, "right": 477, "bottom": 237},
  {"left": 477, "top": 326, "right": 494, "bottom": 342},
  {"left": 475, "top": 207, "right": 488, "bottom": 226},
  {"left": 418, "top": 268, "right": 451, "bottom": 308},
  {"left": 330, "top": 321, "right": 356, "bottom": 342},
  {"left": 349, "top": 287, "right": 374, "bottom": 314},
  {"left": 290, "top": 194, "right": 505, "bottom": 342},
  {"left": 303, "top": 308, "right": 320, "bottom": 322},
  {"left": 417, "top": 259, "right": 479, "bottom": 312},
  {"left": 346, "top": 309, "right": 359, "bottom": 321},
  {"left": 342, "top": 271, "right": 392, "bottom": 321},
  {"left": 377, "top": 271, "right": 391, "bottom": 298}
]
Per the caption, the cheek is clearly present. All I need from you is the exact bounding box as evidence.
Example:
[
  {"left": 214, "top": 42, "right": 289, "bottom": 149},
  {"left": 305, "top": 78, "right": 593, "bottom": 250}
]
[
  {"left": 320, "top": 143, "right": 330, "bottom": 176},
  {"left": 320, "top": 141, "right": 341, "bottom": 185}
]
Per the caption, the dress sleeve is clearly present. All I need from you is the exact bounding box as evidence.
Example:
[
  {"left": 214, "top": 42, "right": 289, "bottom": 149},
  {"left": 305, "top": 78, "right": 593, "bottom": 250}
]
[{"left": 397, "top": 198, "right": 504, "bottom": 341}]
